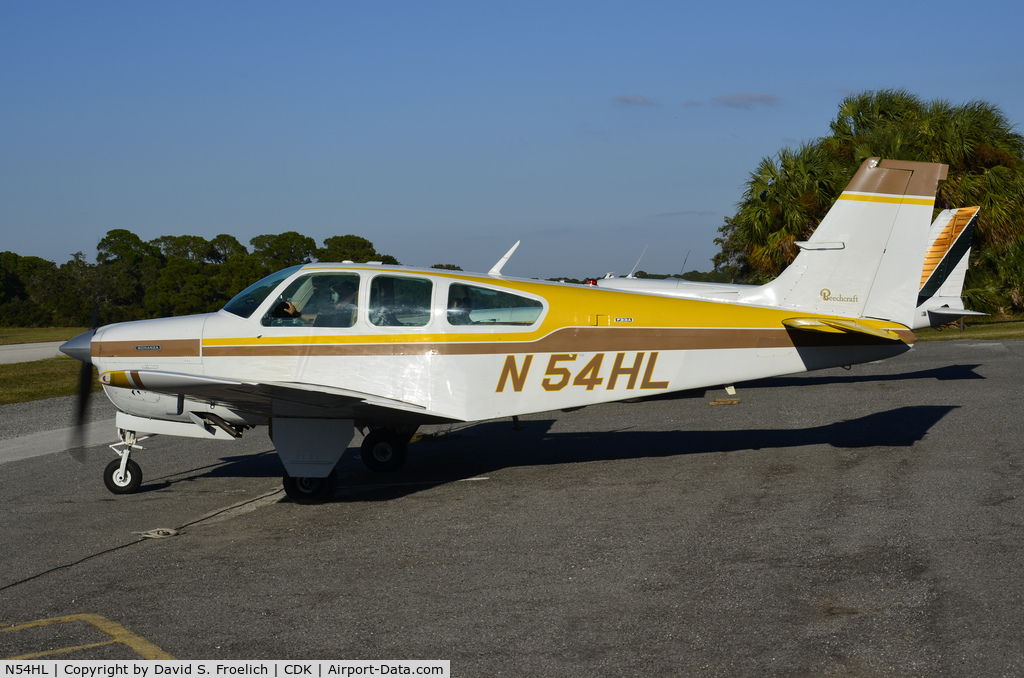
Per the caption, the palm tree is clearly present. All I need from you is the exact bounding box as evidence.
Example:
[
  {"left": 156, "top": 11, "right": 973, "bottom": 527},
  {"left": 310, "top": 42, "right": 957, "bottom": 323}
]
[
  {"left": 725, "top": 143, "right": 847, "bottom": 277},
  {"left": 716, "top": 89, "right": 1024, "bottom": 314}
]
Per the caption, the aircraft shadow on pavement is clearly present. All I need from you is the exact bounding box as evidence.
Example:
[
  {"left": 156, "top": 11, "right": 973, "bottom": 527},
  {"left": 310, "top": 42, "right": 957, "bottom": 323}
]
[
  {"left": 626, "top": 364, "right": 983, "bottom": 405},
  {"left": 328, "top": 404, "right": 958, "bottom": 503},
  {"left": 136, "top": 450, "right": 284, "bottom": 493},
  {"left": 125, "top": 403, "right": 957, "bottom": 500},
  {"left": 81, "top": 367, "right": 975, "bottom": 498},
  {"left": 744, "top": 363, "right": 983, "bottom": 390}
]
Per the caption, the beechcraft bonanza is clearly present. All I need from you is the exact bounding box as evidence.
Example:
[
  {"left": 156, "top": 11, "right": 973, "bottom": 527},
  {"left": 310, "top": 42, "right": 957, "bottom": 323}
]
[
  {"left": 597, "top": 206, "right": 983, "bottom": 331},
  {"left": 62, "top": 157, "right": 964, "bottom": 503}
]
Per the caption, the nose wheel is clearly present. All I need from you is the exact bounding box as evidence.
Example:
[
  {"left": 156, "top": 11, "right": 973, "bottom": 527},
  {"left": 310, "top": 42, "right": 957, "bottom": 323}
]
[
  {"left": 103, "top": 429, "right": 151, "bottom": 495},
  {"left": 104, "top": 458, "right": 142, "bottom": 494}
]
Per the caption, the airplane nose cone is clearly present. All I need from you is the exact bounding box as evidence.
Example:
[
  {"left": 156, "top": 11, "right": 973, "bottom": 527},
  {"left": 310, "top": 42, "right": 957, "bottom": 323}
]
[{"left": 60, "top": 329, "right": 95, "bottom": 365}]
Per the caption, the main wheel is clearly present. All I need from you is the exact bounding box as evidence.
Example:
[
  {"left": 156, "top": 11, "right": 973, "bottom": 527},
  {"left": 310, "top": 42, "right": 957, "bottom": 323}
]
[
  {"left": 282, "top": 470, "right": 338, "bottom": 504},
  {"left": 361, "top": 429, "right": 409, "bottom": 473},
  {"left": 104, "top": 458, "right": 143, "bottom": 494}
]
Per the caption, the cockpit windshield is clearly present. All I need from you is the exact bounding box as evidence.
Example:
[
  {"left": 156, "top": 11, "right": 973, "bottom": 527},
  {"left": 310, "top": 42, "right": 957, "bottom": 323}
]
[{"left": 222, "top": 265, "right": 303, "bottom": 318}]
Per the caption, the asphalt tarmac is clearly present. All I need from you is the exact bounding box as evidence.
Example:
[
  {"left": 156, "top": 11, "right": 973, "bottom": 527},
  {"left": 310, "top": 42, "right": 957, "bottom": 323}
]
[{"left": 1, "top": 340, "right": 1021, "bottom": 676}]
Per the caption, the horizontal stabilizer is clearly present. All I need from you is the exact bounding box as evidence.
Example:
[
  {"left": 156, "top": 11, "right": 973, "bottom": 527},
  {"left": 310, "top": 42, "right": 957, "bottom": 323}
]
[
  {"left": 927, "top": 308, "right": 986, "bottom": 317},
  {"left": 782, "top": 316, "right": 904, "bottom": 341}
]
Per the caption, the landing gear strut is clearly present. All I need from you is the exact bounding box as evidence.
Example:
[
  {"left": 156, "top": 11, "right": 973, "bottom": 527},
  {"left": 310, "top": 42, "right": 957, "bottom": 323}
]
[{"left": 104, "top": 429, "right": 150, "bottom": 494}]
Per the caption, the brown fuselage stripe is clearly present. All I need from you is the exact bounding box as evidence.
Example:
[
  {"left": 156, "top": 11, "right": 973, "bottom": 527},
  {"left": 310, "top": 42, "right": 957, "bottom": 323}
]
[
  {"left": 93, "top": 339, "right": 201, "bottom": 358},
  {"left": 200, "top": 326, "right": 914, "bottom": 358}
]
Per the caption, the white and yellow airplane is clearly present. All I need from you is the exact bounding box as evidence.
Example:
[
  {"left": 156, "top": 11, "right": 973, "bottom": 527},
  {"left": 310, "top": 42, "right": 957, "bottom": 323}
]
[
  {"left": 598, "top": 204, "right": 982, "bottom": 331},
  {"left": 62, "top": 157, "right": 949, "bottom": 503}
]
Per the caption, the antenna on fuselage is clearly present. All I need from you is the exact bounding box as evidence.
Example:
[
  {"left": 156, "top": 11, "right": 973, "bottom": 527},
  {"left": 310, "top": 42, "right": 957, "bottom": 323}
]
[
  {"left": 489, "top": 240, "right": 520, "bottom": 276},
  {"left": 678, "top": 249, "right": 690, "bottom": 276},
  {"left": 627, "top": 245, "right": 648, "bottom": 278}
]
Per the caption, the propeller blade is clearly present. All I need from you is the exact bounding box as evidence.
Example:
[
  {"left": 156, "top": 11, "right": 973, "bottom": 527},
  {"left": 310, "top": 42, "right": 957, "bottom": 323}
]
[
  {"left": 63, "top": 304, "right": 98, "bottom": 461},
  {"left": 69, "top": 360, "right": 93, "bottom": 461}
]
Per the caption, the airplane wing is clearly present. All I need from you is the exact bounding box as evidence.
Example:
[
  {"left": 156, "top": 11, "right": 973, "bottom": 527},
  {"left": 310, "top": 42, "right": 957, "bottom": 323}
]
[{"left": 99, "top": 369, "right": 442, "bottom": 422}]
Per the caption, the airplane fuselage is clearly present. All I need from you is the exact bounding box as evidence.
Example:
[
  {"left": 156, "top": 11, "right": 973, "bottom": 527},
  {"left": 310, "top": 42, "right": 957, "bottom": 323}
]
[{"left": 91, "top": 264, "right": 914, "bottom": 428}]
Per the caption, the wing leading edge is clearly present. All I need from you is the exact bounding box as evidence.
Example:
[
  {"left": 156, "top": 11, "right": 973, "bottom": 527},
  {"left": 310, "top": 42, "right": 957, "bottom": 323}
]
[{"left": 99, "top": 369, "right": 442, "bottom": 423}]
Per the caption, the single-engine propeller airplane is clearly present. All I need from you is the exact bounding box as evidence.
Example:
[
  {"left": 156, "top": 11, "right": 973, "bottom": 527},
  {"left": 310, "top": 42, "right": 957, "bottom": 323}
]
[{"left": 62, "top": 157, "right": 958, "bottom": 503}]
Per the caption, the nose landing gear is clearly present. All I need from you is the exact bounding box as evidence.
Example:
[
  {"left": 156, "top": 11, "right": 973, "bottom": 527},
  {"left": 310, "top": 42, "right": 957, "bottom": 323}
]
[
  {"left": 104, "top": 457, "right": 142, "bottom": 494},
  {"left": 103, "top": 429, "right": 151, "bottom": 494}
]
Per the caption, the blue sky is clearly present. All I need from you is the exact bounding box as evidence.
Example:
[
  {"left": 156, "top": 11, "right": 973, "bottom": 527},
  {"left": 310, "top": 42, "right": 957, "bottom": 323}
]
[{"left": 3, "top": 0, "right": 1023, "bottom": 280}]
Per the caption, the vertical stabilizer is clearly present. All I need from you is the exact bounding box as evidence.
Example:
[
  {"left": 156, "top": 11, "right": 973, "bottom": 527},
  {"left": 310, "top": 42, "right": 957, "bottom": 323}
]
[
  {"left": 912, "top": 206, "right": 981, "bottom": 328},
  {"left": 919, "top": 206, "right": 978, "bottom": 305},
  {"left": 762, "top": 157, "right": 947, "bottom": 326}
]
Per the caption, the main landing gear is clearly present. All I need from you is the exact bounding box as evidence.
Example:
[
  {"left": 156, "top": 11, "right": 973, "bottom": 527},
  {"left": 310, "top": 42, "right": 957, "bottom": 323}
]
[
  {"left": 103, "top": 430, "right": 151, "bottom": 494},
  {"left": 279, "top": 425, "right": 416, "bottom": 504},
  {"left": 360, "top": 427, "right": 412, "bottom": 473},
  {"left": 282, "top": 470, "right": 339, "bottom": 505}
]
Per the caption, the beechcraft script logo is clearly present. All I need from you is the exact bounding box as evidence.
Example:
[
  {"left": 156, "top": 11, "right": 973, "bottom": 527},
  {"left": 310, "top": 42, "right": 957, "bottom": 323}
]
[{"left": 820, "top": 288, "right": 859, "bottom": 303}]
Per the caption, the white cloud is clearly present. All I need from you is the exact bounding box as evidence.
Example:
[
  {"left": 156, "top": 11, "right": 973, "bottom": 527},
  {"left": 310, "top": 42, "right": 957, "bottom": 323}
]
[{"left": 712, "top": 92, "right": 781, "bottom": 109}]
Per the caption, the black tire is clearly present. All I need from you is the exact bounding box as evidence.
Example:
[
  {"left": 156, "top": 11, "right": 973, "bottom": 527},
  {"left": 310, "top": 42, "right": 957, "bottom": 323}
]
[
  {"left": 361, "top": 429, "right": 409, "bottom": 473},
  {"left": 282, "top": 470, "right": 338, "bottom": 504},
  {"left": 103, "top": 458, "right": 143, "bottom": 494}
]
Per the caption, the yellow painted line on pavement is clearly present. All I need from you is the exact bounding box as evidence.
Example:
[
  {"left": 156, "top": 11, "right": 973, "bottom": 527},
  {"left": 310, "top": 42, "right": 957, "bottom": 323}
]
[{"left": 1, "top": 613, "right": 174, "bottom": 660}]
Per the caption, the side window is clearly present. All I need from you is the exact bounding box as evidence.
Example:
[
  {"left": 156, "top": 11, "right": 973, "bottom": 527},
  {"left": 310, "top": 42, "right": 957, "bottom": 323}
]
[
  {"left": 223, "top": 265, "right": 303, "bottom": 318},
  {"left": 261, "top": 273, "right": 360, "bottom": 328},
  {"left": 369, "top": 276, "right": 432, "bottom": 327},
  {"left": 447, "top": 284, "right": 543, "bottom": 326}
]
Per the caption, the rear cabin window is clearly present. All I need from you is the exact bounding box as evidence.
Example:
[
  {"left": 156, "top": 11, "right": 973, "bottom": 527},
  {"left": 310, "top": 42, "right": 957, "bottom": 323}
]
[
  {"left": 261, "top": 273, "right": 360, "bottom": 328},
  {"left": 369, "top": 275, "right": 433, "bottom": 327},
  {"left": 447, "top": 284, "right": 543, "bottom": 326}
]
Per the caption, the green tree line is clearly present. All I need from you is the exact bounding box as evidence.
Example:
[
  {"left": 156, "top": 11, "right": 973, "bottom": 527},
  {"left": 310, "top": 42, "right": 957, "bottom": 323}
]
[
  {"left": 713, "top": 89, "right": 1024, "bottom": 315},
  {"left": 0, "top": 231, "right": 399, "bottom": 327}
]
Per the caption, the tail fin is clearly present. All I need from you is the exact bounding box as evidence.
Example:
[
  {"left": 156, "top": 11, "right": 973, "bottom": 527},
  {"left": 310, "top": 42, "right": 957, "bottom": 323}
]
[
  {"left": 762, "top": 157, "right": 947, "bottom": 327},
  {"left": 913, "top": 206, "right": 984, "bottom": 328}
]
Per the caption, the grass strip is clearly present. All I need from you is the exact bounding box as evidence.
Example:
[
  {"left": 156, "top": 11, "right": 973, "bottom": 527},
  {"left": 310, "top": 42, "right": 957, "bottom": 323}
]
[
  {"left": 0, "top": 356, "right": 101, "bottom": 406},
  {"left": 916, "top": 318, "right": 1024, "bottom": 342}
]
